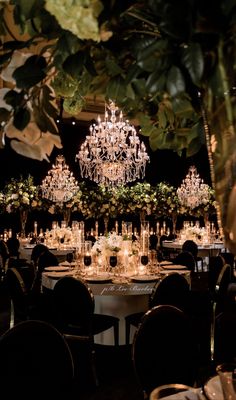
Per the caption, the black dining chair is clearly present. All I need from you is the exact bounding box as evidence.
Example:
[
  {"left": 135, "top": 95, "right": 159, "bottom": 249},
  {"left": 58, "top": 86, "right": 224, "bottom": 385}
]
[
  {"left": 6, "top": 267, "right": 52, "bottom": 326},
  {"left": 125, "top": 272, "right": 190, "bottom": 344},
  {"left": 0, "top": 319, "right": 75, "bottom": 396},
  {"left": 52, "top": 276, "right": 119, "bottom": 385},
  {"left": 182, "top": 240, "right": 204, "bottom": 272},
  {"left": 173, "top": 251, "right": 196, "bottom": 273},
  {"left": 132, "top": 305, "right": 198, "bottom": 398},
  {"left": 214, "top": 309, "right": 236, "bottom": 365},
  {"left": 210, "top": 262, "right": 232, "bottom": 361}
]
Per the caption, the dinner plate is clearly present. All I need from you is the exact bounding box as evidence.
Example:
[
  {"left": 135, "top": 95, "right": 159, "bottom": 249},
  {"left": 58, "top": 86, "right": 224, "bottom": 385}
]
[
  {"left": 159, "top": 261, "right": 173, "bottom": 266},
  {"left": 45, "top": 271, "right": 75, "bottom": 278},
  {"left": 44, "top": 266, "right": 70, "bottom": 272},
  {"left": 159, "top": 269, "right": 188, "bottom": 275},
  {"left": 59, "top": 262, "right": 76, "bottom": 268},
  {"left": 204, "top": 375, "right": 223, "bottom": 400},
  {"left": 131, "top": 275, "right": 159, "bottom": 282},
  {"left": 85, "top": 275, "right": 112, "bottom": 283},
  {"left": 162, "top": 264, "right": 187, "bottom": 270}
]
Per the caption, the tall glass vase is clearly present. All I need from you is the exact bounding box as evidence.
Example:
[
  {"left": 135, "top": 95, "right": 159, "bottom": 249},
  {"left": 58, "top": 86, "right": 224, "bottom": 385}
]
[
  {"left": 104, "top": 216, "right": 109, "bottom": 235},
  {"left": 63, "top": 207, "right": 71, "bottom": 227},
  {"left": 19, "top": 208, "right": 28, "bottom": 238}
]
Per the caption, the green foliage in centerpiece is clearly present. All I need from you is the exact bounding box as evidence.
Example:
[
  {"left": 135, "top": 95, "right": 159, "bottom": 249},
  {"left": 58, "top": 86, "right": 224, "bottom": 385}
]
[{"left": 3, "top": 175, "right": 42, "bottom": 213}]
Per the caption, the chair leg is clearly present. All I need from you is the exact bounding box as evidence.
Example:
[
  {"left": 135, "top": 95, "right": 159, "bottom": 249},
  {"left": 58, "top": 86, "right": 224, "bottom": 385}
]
[
  {"left": 91, "top": 348, "right": 99, "bottom": 387},
  {"left": 113, "top": 320, "right": 119, "bottom": 346},
  {"left": 210, "top": 301, "right": 216, "bottom": 362},
  {"left": 125, "top": 319, "right": 130, "bottom": 346}
]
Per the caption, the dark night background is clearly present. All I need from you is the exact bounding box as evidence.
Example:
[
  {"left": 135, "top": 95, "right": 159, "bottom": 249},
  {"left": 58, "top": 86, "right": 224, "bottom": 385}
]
[
  {"left": 0, "top": 118, "right": 212, "bottom": 235},
  {"left": 0, "top": 118, "right": 212, "bottom": 189}
]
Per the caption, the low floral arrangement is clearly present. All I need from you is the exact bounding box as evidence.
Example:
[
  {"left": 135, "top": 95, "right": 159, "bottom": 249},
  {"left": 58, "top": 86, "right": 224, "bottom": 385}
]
[
  {"left": 91, "top": 232, "right": 124, "bottom": 255},
  {"left": 182, "top": 225, "right": 207, "bottom": 241},
  {"left": 45, "top": 226, "right": 73, "bottom": 244}
]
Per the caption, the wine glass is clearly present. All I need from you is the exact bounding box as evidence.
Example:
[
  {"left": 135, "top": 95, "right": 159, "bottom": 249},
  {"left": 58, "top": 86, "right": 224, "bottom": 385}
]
[
  {"left": 140, "top": 254, "right": 148, "bottom": 266},
  {"left": 138, "top": 252, "right": 149, "bottom": 275},
  {"left": 84, "top": 254, "right": 92, "bottom": 267},
  {"left": 66, "top": 252, "right": 74, "bottom": 269},
  {"left": 109, "top": 254, "right": 117, "bottom": 269}
]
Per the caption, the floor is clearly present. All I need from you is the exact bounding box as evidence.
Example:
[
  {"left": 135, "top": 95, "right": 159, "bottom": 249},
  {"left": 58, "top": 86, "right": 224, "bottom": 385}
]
[{"left": 0, "top": 278, "right": 215, "bottom": 400}]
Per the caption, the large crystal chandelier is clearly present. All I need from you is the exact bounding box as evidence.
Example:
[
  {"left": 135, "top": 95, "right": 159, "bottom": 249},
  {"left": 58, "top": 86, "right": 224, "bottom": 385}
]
[
  {"left": 75, "top": 101, "right": 149, "bottom": 186},
  {"left": 41, "top": 155, "right": 79, "bottom": 205},
  {"left": 177, "top": 166, "right": 210, "bottom": 209}
]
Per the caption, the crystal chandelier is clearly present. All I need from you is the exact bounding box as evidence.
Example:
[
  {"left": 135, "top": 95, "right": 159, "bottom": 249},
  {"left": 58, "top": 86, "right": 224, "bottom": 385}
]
[
  {"left": 75, "top": 101, "right": 149, "bottom": 186},
  {"left": 41, "top": 155, "right": 79, "bottom": 205},
  {"left": 177, "top": 166, "right": 210, "bottom": 209}
]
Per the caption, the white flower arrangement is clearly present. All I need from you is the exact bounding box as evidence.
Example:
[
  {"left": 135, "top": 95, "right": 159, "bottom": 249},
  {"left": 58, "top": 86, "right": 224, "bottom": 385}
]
[
  {"left": 45, "top": 226, "right": 73, "bottom": 243},
  {"left": 91, "top": 232, "right": 123, "bottom": 255}
]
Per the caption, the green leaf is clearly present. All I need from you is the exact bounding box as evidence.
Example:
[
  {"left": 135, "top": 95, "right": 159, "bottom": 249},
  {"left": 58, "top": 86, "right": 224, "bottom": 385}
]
[
  {"left": 138, "top": 113, "right": 157, "bottom": 137},
  {"left": 186, "top": 138, "right": 202, "bottom": 157},
  {"left": 131, "top": 78, "right": 147, "bottom": 97},
  {"left": 41, "top": 87, "right": 58, "bottom": 119},
  {"left": 158, "top": 108, "right": 167, "bottom": 129},
  {"left": 172, "top": 96, "right": 194, "bottom": 116},
  {"left": 126, "top": 84, "right": 136, "bottom": 100},
  {"left": 0, "top": 52, "right": 13, "bottom": 67},
  {"left": 13, "top": 55, "right": 47, "bottom": 89},
  {"left": 3, "top": 40, "right": 31, "bottom": 50},
  {"left": 33, "top": 106, "right": 58, "bottom": 134},
  {"left": 166, "top": 66, "right": 185, "bottom": 96},
  {"left": 106, "top": 76, "right": 127, "bottom": 103},
  {"left": 149, "top": 126, "right": 166, "bottom": 150},
  {"left": 105, "top": 58, "right": 123, "bottom": 77},
  {"left": 0, "top": 108, "right": 11, "bottom": 123},
  {"left": 146, "top": 71, "right": 166, "bottom": 94},
  {"left": 4, "top": 90, "right": 25, "bottom": 108},
  {"left": 181, "top": 43, "right": 204, "bottom": 85},
  {"left": 63, "top": 51, "right": 86, "bottom": 80},
  {"left": 13, "top": 107, "right": 31, "bottom": 131},
  {"left": 84, "top": 55, "right": 97, "bottom": 77},
  {"left": 125, "top": 64, "right": 142, "bottom": 85}
]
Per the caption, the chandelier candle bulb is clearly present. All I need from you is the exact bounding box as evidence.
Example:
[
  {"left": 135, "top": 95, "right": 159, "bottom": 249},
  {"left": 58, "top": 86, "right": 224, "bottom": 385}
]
[{"left": 34, "top": 221, "right": 37, "bottom": 236}]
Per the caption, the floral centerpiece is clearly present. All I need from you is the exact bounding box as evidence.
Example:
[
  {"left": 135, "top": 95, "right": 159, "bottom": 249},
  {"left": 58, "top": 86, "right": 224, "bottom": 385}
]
[
  {"left": 91, "top": 232, "right": 139, "bottom": 272},
  {"left": 180, "top": 225, "right": 208, "bottom": 243},
  {"left": 91, "top": 233, "right": 123, "bottom": 256},
  {"left": 3, "top": 175, "right": 42, "bottom": 236},
  {"left": 3, "top": 175, "right": 40, "bottom": 213},
  {"left": 125, "top": 183, "right": 158, "bottom": 220},
  {"left": 45, "top": 226, "right": 73, "bottom": 247}
]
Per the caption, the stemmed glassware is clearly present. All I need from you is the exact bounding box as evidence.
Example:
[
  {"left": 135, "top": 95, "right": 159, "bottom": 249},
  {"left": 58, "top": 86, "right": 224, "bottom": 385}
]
[{"left": 66, "top": 252, "right": 74, "bottom": 269}]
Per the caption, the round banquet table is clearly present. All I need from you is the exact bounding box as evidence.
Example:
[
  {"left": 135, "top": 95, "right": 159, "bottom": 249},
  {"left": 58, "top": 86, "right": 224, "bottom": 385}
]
[
  {"left": 162, "top": 240, "right": 225, "bottom": 258},
  {"left": 42, "top": 267, "right": 191, "bottom": 346},
  {"left": 19, "top": 245, "right": 74, "bottom": 263}
]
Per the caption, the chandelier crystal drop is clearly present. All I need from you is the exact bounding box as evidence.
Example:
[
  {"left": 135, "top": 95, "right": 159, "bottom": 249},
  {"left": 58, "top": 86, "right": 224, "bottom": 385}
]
[
  {"left": 177, "top": 166, "right": 210, "bottom": 209},
  {"left": 41, "top": 155, "right": 79, "bottom": 205},
  {"left": 75, "top": 101, "right": 149, "bottom": 186}
]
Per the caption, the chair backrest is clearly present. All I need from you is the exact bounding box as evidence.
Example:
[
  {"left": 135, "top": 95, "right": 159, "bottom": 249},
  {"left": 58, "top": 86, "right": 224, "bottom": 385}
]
[
  {"left": 208, "top": 255, "right": 225, "bottom": 293},
  {"left": 182, "top": 240, "right": 198, "bottom": 259},
  {"left": 150, "top": 273, "right": 190, "bottom": 312},
  {"left": 132, "top": 305, "right": 197, "bottom": 397},
  {"left": 214, "top": 310, "right": 236, "bottom": 365},
  {"left": 6, "top": 237, "right": 20, "bottom": 258},
  {"left": 215, "top": 263, "right": 231, "bottom": 295},
  {"left": 52, "top": 276, "right": 95, "bottom": 334},
  {"left": 0, "top": 319, "right": 74, "bottom": 394},
  {"left": 6, "top": 267, "right": 28, "bottom": 321},
  {"left": 174, "top": 251, "right": 196, "bottom": 272}
]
